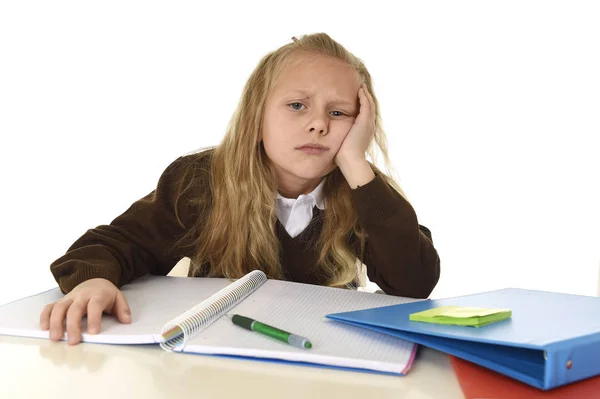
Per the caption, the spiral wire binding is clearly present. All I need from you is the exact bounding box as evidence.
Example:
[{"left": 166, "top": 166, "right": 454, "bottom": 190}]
[{"left": 159, "top": 270, "right": 267, "bottom": 351}]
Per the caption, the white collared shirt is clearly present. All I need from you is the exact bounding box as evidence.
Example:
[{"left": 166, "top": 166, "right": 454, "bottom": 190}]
[{"left": 276, "top": 179, "right": 326, "bottom": 238}]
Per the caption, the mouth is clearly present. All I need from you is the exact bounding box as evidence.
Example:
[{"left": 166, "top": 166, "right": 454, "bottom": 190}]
[{"left": 296, "top": 143, "right": 329, "bottom": 155}]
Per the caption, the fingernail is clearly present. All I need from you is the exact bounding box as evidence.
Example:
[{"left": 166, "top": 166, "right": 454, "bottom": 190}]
[
  {"left": 50, "top": 331, "right": 59, "bottom": 340},
  {"left": 68, "top": 335, "right": 77, "bottom": 345},
  {"left": 88, "top": 326, "right": 99, "bottom": 334}
]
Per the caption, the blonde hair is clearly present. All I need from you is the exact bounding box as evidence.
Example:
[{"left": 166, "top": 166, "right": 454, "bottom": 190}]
[{"left": 181, "top": 33, "right": 406, "bottom": 288}]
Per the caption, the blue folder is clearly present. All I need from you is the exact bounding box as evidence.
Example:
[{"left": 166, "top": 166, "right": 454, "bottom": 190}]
[{"left": 326, "top": 288, "right": 600, "bottom": 390}]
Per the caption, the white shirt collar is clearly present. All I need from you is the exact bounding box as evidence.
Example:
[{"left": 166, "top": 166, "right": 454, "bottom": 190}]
[
  {"left": 276, "top": 179, "right": 326, "bottom": 210},
  {"left": 275, "top": 179, "right": 326, "bottom": 238}
]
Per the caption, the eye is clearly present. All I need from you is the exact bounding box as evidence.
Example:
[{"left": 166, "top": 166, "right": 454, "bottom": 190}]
[
  {"left": 287, "top": 103, "right": 347, "bottom": 117},
  {"left": 288, "top": 102, "right": 305, "bottom": 110}
]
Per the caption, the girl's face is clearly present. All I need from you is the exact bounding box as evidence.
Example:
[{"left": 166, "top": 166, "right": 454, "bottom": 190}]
[{"left": 261, "top": 52, "right": 361, "bottom": 196}]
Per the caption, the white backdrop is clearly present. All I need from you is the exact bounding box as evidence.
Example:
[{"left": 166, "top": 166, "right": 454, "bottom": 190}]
[{"left": 1, "top": 1, "right": 599, "bottom": 306}]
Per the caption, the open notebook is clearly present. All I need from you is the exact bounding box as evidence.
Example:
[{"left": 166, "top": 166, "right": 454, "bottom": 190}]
[{"left": 0, "top": 270, "right": 421, "bottom": 375}]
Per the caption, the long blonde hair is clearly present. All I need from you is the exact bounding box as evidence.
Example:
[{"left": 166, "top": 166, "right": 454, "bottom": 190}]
[{"left": 181, "top": 33, "right": 406, "bottom": 288}]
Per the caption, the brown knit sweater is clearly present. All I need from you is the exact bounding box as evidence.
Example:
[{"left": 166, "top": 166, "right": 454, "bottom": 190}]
[{"left": 50, "top": 151, "right": 440, "bottom": 298}]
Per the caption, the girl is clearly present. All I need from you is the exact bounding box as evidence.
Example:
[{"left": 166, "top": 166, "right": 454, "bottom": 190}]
[{"left": 40, "top": 33, "right": 440, "bottom": 345}]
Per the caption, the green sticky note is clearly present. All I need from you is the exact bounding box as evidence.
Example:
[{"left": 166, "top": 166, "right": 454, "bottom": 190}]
[{"left": 409, "top": 306, "right": 512, "bottom": 327}]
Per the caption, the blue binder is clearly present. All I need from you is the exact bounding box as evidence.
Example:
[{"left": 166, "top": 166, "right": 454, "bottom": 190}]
[{"left": 326, "top": 288, "right": 600, "bottom": 390}]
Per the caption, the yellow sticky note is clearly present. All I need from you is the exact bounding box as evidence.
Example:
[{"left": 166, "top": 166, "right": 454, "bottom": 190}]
[
  {"left": 439, "top": 307, "right": 512, "bottom": 318},
  {"left": 410, "top": 306, "right": 512, "bottom": 327}
]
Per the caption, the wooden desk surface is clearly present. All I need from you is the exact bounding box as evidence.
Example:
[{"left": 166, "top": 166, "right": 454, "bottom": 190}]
[{"left": 0, "top": 335, "right": 464, "bottom": 399}]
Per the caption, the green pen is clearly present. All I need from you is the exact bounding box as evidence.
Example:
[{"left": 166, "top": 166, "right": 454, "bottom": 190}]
[{"left": 231, "top": 314, "right": 312, "bottom": 349}]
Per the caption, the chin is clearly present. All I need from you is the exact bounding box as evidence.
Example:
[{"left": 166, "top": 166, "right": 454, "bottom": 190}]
[
  {"left": 270, "top": 152, "right": 336, "bottom": 181},
  {"left": 290, "top": 164, "right": 336, "bottom": 181}
]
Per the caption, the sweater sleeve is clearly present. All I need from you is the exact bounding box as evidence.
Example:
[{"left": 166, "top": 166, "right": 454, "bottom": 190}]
[
  {"left": 350, "top": 175, "right": 440, "bottom": 298},
  {"left": 49, "top": 155, "right": 200, "bottom": 294}
]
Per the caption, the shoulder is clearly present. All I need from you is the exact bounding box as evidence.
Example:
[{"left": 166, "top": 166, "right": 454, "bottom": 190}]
[
  {"left": 160, "top": 147, "right": 215, "bottom": 186},
  {"left": 156, "top": 148, "right": 216, "bottom": 220},
  {"left": 173, "top": 147, "right": 215, "bottom": 172}
]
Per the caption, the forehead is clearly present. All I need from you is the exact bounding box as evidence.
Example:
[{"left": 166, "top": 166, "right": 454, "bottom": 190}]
[{"left": 272, "top": 52, "right": 361, "bottom": 97}]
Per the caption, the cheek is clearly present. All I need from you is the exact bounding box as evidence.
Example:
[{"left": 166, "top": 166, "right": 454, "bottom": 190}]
[
  {"left": 262, "top": 127, "right": 287, "bottom": 150},
  {"left": 261, "top": 127, "right": 288, "bottom": 162},
  {"left": 262, "top": 112, "right": 290, "bottom": 140}
]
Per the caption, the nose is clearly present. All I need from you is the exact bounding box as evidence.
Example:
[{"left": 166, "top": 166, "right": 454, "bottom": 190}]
[
  {"left": 309, "top": 126, "right": 326, "bottom": 135},
  {"left": 308, "top": 114, "right": 328, "bottom": 136}
]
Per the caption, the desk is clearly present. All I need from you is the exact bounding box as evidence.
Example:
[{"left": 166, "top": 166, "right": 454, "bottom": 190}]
[{"left": 0, "top": 335, "right": 464, "bottom": 399}]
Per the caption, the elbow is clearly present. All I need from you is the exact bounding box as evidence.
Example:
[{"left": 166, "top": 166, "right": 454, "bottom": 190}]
[
  {"left": 409, "top": 231, "right": 441, "bottom": 298},
  {"left": 379, "top": 256, "right": 441, "bottom": 299},
  {"left": 409, "top": 264, "right": 440, "bottom": 299},
  {"left": 410, "top": 252, "right": 441, "bottom": 298}
]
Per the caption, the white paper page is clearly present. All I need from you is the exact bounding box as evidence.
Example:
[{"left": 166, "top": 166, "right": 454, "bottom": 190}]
[
  {"left": 0, "top": 275, "right": 234, "bottom": 344},
  {"left": 181, "top": 280, "right": 422, "bottom": 374}
]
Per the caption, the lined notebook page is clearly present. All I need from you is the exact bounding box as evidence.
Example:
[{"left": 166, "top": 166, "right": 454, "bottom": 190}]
[
  {"left": 181, "top": 280, "right": 421, "bottom": 374},
  {"left": 0, "top": 274, "right": 421, "bottom": 374}
]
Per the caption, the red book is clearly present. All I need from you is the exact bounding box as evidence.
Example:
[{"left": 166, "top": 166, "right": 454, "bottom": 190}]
[{"left": 450, "top": 356, "right": 600, "bottom": 399}]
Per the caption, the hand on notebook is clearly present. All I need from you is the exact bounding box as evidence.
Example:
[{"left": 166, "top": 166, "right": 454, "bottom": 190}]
[{"left": 39, "top": 278, "right": 132, "bottom": 345}]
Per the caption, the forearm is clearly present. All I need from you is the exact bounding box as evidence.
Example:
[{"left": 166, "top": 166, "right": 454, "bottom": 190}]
[
  {"left": 350, "top": 176, "right": 440, "bottom": 298},
  {"left": 363, "top": 221, "right": 440, "bottom": 298},
  {"left": 50, "top": 224, "right": 160, "bottom": 294},
  {"left": 50, "top": 155, "right": 200, "bottom": 293},
  {"left": 336, "top": 157, "right": 375, "bottom": 189}
]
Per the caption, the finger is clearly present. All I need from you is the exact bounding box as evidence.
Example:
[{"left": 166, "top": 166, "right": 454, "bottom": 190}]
[
  {"left": 40, "top": 303, "right": 55, "bottom": 330},
  {"left": 87, "top": 296, "right": 109, "bottom": 334},
  {"left": 113, "top": 291, "right": 132, "bottom": 324},
  {"left": 358, "top": 85, "right": 367, "bottom": 100},
  {"left": 49, "top": 299, "right": 73, "bottom": 341},
  {"left": 358, "top": 86, "right": 371, "bottom": 114},
  {"left": 361, "top": 85, "right": 376, "bottom": 126},
  {"left": 354, "top": 88, "right": 367, "bottom": 121},
  {"left": 65, "top": 298, "right": 89, "bottom": 345},
  {"left": 362, "top": 85, "right": 375, "bottom": 111}
]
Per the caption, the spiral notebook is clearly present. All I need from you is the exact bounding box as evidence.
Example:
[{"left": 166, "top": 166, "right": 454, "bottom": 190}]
[{"left": 0, "top": 271, "right": 420, "bottom": 375}]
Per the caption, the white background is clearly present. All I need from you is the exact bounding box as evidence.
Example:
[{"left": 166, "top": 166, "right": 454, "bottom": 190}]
[{"left": 1, "top": 1, "right": 599, "bottom": 307}]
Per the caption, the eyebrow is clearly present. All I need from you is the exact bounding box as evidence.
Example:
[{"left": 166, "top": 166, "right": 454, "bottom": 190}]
[{"left": 284, "top": 90, "right": 356, "bottom": 107}]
